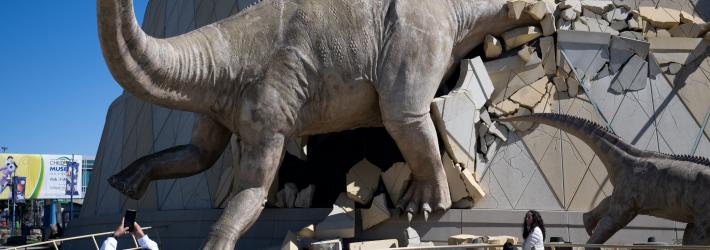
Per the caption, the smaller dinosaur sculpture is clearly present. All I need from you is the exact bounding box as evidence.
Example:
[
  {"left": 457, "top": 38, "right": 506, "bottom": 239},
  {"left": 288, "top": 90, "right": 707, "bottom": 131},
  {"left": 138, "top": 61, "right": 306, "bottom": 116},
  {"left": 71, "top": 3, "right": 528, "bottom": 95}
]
[{"left": 498, "top": 113, "right": 710, "bottom": 245}]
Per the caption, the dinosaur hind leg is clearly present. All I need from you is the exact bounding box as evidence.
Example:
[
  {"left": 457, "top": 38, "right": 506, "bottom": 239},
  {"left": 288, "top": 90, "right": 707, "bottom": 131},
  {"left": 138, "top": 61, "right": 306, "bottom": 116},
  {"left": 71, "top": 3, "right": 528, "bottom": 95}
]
[
  {"left": 586, "top": 202, "right": 636, "bottom": 247},
  {"left": 583, "top": 196, "right": 611, "bottom": 236},
  {"left": 108, "top": 115, "right": 230, "bottom": 199}
]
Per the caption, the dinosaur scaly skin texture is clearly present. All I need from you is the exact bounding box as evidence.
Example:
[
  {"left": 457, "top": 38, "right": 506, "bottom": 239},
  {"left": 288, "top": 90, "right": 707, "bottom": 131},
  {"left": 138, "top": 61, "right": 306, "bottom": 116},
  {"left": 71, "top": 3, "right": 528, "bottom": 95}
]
[
  {"left": 97, "top": 0, "right": 536, "bottom": 248},
  {"left": 499, "top": 113, "right": 710, "bottom": 246}
]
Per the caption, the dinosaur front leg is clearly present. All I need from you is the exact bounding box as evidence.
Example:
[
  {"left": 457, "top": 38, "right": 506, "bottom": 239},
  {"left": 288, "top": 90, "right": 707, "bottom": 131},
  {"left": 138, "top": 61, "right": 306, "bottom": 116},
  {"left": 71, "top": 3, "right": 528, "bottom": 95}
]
[
  {"left": 583, "top": 196, "right": 611, "bottom": 235},
  {"left": 202, "top": 132, "right": 285, "bottom": 250},
  {"left": 108, "top": 115, "right": 230, "bottom": 199}
]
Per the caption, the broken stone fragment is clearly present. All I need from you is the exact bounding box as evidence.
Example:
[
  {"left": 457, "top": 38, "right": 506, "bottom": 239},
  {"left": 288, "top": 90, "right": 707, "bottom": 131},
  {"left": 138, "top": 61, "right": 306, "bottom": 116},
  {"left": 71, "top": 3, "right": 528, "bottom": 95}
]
[
  {"left": 507, "top": 0, "right": 528, "bottom": 20},
  {"left": 461, "top": 167, "right": 486, "bottom": 202},
  {"left": 639, "top": 6, "right": 680, "bottom": 29},
  {"left": 610, "top": 20, "right": 628, "bottom": 31},
  {"left": 491, "top": 99, "right": 521, "bottom": 116},
  {"left": 669, "top": 23, "right": 710, "bottom": 38},
  {"left": 511, "top": 108, "right": 535, "bottom": 131},
  {"left": 275, "top": 182, "right": 298, "bottom": 208},
  {"left": 449, "top": 234, "right": 484, "bottom": 245},
  {"left": 667, "top": 63, "right": 682, "bottom": 75},
  {"left": 346, "top": 159, "right": 381, "bottom": 205},
  {"left": 539, "top": 36, "right": 556, "bottom": 75},
  {"left": 620, "top": 31, "right": 644, "bottom": 40},
  {"left": 610, "top": 54, "right": 647, "bottom": 93},
  {"left": 443, "top": 153, "right": 469, "bottom": 203},
  {"left": 510, "top": 84, "right": 544, "bottom": 109},
  {"left": 480, "top": 108, "right": 492, "bottom": 126},
  {"left": 604, "top": 7, "right": 629, "bottom": 22},
  {"left": 381, "top": 162, "right": 411, "bottom": 205},
  {"left": 349, "top": 239, "right": 398, "bottom": 250},
  {"left": 298, "top": 224, "right": 316, "bottom": 238},
  {"left": 609, "top": 35, "right": 650, "bottom": 74},
  {"left": 334, "top": 192, "right": 355, "bottom": 218},
  {"left": 315, "top": 202, "right": 355, "bottom": 239},
  {"left": 579, "top": 16, "right": 618, "bottom": 35},
  {"left": 488, "top": 121, "right": 509, "bottom": 142},
  {"left": 572, "top": 19, "right": 589, "bottom": 31},
  {"left": 558, "top": 18, "right": 572, "bottom": 30},
  {"left": 295, "top": 184, "right": 315, "bottom": 208},
  {"left": 566, "top": 76, "right": 580, "bottom": 96},
  {"left": 581, "top": 0, "right": 612, "bottom": 15},
  {"left": 485, "top": 138, "right": 500, "bottom": 161},
  {"left": 559, "top": 0, "right": 581, "bottom": 13},
  {"left": 404, "top": 227, "right": 435, "bottom": 247},
  {"left": 501, "top": 26, "right": 542, "bottom": 50},
  {"left": 361, "top": 193, "right": 391, "bottom": 230},
  {"left": 680, "top": 11, "right": 704, "bottom": 25},
  {"left": 485, "top": 134, "right": 495, "bottom": 146},
  {"left": 553, "top": 75, "right": 567, "bottom": 92},
  {"left": 281, "top": 231, "right": 299, "bottom": 250},
  {"left": 526, "top": 1, "right": 548, "bottom": 21},
  {"left": 310, "top": 239, "right": 343, "bottom": 250},
  {"left": 484, "top": 34, "right": 503, "bottom": 59},
  {"left": 561, "top": 8, "right": 577, "bottom": 21},
  {"left": 517, "top": 45, "right": 534, "bottom": 62},
  {"left": 541, "top": 13, "right": 557, "bottom": 36}
]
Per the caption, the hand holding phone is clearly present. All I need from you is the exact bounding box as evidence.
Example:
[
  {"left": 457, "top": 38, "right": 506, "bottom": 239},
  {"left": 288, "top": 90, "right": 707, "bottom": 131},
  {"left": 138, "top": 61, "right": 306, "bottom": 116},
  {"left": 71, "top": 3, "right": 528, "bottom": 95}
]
[{"left": 124, "top": 209, "right": 137, "bottom": 232}]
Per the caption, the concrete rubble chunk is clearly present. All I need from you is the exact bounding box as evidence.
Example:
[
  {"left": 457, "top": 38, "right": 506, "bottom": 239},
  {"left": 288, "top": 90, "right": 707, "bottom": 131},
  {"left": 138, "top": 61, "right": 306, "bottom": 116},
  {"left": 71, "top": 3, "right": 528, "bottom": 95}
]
[
  {"left": 561, "top": 8, "right": 577, "bottom": 21},
  {"left": 349, "top": 239, "right": 398, "bottom": 250},
  {"left": 517, "top": 45, "right": 534, "bottom": 62},
  {"left": 491, "top": 100, "right": 520, "bottom": 116},
  {"left": 443, "top": 153, "right": 470, "bottom": 203},
  {"left": 667, "top": 63, "right": 682, "bottom": 75},
  {"left": 501, "top": 26, "right": 542, "bottom": 50},
  {"left": 510, "top": 84, "right": 544, "bottom": 109},
  {"left": 620, "top": 31, "right": 644, "bottom": 40},
  {"left": 566, "top": 76, "right": 580, "bottom": 96},
  {"left": 478, "top": 123, "right": 489, "bottom": 153},
  {"left": 335, "top": 192, "right": 355, "bottom": 218},
  {"left": 553, "top": 75, "right": 567, "bottom": 91},
  {"left": 669, "top": 23, "right": 710, "bottom": 38},
  {"left": 656, "top": 29, "right": 671, "bottom": 37},
  {"left": 560, "top": 0, "right": 581, "bottom": 13},
  {"left": 295, "top": 184, "right": 315, "bottom": 208},
  {"left": 488, "top": 121, "right": 508, "bottom": 142},
  {"left": 628, "top": 14, "right": 643, "bottom": 31},
  {"left": 507, "top": 0, "right": 528, "bottom": 20},
  {"left": 610, "top": 36, "right": 650, "bottom": 73},
  {"left": 310, "top": 239, "right": 343, "bottom": 250},
  {"left": 610, "top": 54, "right": 647, "bottom": 93},
  {"left": 298, "top": 224, "right": 316, "bottom": 238},
  {"left": 582, "top": 8, "right": 602, "bottom": 19},
  {"left": 610, "top": 20, "right": 628, "bottom": 31},
  {"left": 604, "top": 7, "right": 629, "bottom": 22},
  {"left": 557, "top": 30, "right": 611, "bottom": 81},
  {"left": 315, "top": 203, "right": 355, "bottom": 239},
  {"left": 579, "top": 16, "right": 618, "bottom": 35},
  {"left": 612, "top": 0, "right": 637, "bottom": 10},
  {"left": 480, "top": 109, "right": 492, "bottom": 126},
  {"left": 558, "top": 18, "right": 573, "bottom": 30},
  {"left": 449, "top": 234, "right": 484, "bottom": 245},
  {"left": 526, "top": 1, "right": 548, "bottom": 21},
  {"left": 639, "top": 6, "right": 680, "bottom": 29},
  {"left": 361, "top": 193, "right": 391, "bottom": 230},
  {"left": 485, "top": 134, "right": 495, "bottom": 146},
  {"left": 485, "top": 54, "right": 543, "bottom": 104},
  {"left": 539, "top": 36, "right": 556, "bottom": 75},
  {"left": 382, "top": 162, "right": 411, "bottom": 205},
  {"left": 541, "top": 13, "right": 557, "bottom": 36},
  {"left": 281, "top": 231, "right": 298, "bottom": 250},
  {"left": 680, "top": 11, "right": 704, "bottom": 25},
  {"left": 346, "top": 159, "right": 381, "bottom": 204},
  {"left": 485, "top": 138, "right": 500, "bottom": 161},
  {"left": 484, "top": 34, "right": 503, "bottom": 59},
  {"left": 404, "top": 227, "right": 435, "bottom": 247},
  {"left": 581, "top": 0, "right": 612, "bottom": 15},
  {"left": 461, "top": 167, "right": 486, "bottom": 202},
  {"left": 453, "top": 57, "right": 496, "bottom": 107},
  {"left": 573, "top": 19, "right": 589, "bottom": 32}
]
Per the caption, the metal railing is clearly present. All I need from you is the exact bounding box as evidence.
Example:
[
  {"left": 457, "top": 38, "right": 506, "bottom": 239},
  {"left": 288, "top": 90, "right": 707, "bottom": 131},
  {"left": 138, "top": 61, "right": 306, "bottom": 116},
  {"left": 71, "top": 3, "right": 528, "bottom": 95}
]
[
  {"left": 2, "top": 226, "right": 152, "bottom": 250},
  {"left": 392, "top": 242, "right": 710, "bottom": 249}
]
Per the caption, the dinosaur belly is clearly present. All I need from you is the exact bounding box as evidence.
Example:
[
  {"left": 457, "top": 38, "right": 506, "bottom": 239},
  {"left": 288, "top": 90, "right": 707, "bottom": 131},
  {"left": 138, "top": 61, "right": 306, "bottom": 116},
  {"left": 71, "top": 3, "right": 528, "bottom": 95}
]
[{"left": 294, "top": 76, "right": 382, "bottom": 136}]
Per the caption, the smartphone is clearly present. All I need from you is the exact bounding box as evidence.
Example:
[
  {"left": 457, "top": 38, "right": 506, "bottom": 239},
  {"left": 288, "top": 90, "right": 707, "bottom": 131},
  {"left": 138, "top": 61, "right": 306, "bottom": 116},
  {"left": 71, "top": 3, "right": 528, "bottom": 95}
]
[{"left": 124, "top": 209, "right": 137, "bottom": 232}]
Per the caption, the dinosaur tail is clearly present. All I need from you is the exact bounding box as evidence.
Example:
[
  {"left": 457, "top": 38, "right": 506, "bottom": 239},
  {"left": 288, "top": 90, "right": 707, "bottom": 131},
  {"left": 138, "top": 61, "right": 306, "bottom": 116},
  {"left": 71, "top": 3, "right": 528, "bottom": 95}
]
[
  {"left": 497, "top": 113, "right": 642, "bottom": 159},
  {"left": 97, "top": 0, "right": 231, "bottom": 112}
]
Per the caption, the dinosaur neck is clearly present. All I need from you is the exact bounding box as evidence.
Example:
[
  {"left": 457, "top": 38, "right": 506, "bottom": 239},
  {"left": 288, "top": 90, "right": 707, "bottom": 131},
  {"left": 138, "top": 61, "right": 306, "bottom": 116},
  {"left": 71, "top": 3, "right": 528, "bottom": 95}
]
[
  {"left": 448, "top": 0, "right": 538, "bottom": 58},
  {"left": 98, "top": 0, "right": 239, "bottom": 113},
  {"left": 500, "top": 114, "right": 641, "bottom": 181}
]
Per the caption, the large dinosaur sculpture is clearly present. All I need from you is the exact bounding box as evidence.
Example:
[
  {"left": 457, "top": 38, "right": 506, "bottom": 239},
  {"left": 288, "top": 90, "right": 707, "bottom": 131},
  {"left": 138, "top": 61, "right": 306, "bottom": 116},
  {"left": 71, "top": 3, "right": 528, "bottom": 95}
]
[
  {"left": 499, "top": 113, "right": 710, "bottom": 245},
  {"left": 97, "top": 0, "right": 536, "bottom": 248}
]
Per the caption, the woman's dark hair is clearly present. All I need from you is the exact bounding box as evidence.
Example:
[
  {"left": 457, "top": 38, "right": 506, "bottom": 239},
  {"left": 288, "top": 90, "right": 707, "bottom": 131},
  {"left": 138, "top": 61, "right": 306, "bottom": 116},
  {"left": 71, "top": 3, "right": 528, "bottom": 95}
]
[{"left": 522, "top": 210, "right": 546, "bottom": 240}]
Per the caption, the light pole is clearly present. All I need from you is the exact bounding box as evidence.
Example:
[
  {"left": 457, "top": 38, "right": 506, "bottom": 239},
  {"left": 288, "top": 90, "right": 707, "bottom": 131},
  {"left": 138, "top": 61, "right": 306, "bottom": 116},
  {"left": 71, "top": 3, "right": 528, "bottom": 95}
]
[{"left": 1, "top": 146, "right": 6, "bottom": 153}]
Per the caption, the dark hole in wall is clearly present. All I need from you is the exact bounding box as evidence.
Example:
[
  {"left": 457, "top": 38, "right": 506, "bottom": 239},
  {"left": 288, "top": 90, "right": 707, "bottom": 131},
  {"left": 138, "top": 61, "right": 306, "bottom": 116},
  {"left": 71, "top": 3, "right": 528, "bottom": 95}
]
[{"left": 276, "top": 127, "right": 405, "bottom": 208}]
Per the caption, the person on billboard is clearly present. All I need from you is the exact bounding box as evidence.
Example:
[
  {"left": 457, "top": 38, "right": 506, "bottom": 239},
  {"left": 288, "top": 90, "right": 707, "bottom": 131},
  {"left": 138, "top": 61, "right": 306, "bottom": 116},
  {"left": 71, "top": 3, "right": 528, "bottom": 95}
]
[
  {"left": 65, "top": 162, "right": 79, "bottom": 196},
  {"left": 0, "top": 156, "right": 19, "bottom": 194}
]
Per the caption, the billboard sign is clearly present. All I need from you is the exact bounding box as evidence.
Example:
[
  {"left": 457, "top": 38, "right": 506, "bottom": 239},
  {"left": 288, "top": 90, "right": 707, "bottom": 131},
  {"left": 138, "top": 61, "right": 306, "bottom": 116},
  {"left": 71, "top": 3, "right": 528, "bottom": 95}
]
[{"left": 0, "top": 154, "right": 83, "bottom": 199}]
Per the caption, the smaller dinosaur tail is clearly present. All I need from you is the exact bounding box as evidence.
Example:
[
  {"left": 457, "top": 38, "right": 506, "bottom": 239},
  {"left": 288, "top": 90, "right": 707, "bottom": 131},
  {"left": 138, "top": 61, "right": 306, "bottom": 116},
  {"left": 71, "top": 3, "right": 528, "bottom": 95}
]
[{"left": 496, "top": 113, "right": 643, "bottom": 158}]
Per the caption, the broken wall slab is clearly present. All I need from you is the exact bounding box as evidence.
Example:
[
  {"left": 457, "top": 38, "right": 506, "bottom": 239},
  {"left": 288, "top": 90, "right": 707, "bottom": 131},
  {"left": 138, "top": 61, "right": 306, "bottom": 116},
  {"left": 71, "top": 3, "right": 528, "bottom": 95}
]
[
  {"left": 557, "top": 30, "right": 611, "bottom": 82},
  {"left": 346, "top": 159, "right": 382, "bottom": 205}
]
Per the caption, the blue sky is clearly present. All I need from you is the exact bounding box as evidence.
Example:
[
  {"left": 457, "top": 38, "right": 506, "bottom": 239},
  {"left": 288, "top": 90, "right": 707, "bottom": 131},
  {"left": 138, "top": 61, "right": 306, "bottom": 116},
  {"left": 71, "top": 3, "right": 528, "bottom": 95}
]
[{"left": 0, "top": 1, "right": 149, "bottom": 156}]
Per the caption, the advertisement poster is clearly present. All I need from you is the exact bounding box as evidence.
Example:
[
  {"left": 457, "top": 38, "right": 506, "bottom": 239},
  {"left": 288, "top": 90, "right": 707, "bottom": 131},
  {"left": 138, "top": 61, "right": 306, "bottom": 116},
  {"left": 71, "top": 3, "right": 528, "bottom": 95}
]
[
  {"left": 0, "top": 154, "right": 83, "bottom": 200},
  {"left": 13, "top": 176, "right": 25, "bottom": 203}
]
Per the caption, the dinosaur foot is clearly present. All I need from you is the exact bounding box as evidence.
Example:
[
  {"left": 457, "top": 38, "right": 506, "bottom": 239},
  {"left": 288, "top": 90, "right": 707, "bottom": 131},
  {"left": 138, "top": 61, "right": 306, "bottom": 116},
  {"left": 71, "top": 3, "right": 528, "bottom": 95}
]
[
  {"left": 397, "top": 178, "right": 451, "bottom": 221},
  {"left": 107, "top": 169, "right": 150, "bottom": 200},
  {"left": 582, "top": 212, "right": 595, "bottom": 236}
]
